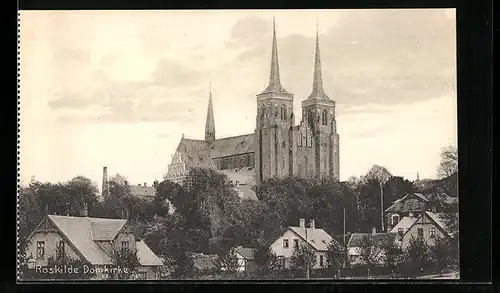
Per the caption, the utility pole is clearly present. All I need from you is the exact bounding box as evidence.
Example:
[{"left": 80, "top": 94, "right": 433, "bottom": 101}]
[{"left": 380, "top": 181, "right": 385, "bottom": 232}]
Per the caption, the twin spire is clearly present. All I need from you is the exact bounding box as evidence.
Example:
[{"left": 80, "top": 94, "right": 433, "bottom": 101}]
[{"left": 261, "top": 17, "right": 330, "bottom": 101}]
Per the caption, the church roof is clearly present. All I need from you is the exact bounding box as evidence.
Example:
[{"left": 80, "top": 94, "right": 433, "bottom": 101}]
[
  {"left": 176, "top": 138, "right": 216, "bottom": 169},
  {"left": 210, "top": 134, "right": 255, "bottom": 158}
]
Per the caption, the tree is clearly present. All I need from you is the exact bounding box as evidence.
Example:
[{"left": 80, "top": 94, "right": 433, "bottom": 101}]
[
  {"left": 380, "top": 238, "right": 403, "bottom": 274},
  {"left": 355, "top": 235, "right": 382, "bottom": 277},
  {"left": 364, "top": 165, "right": 392, "bottom": 232},
  {"left": 429, "top": 236, "right": 458, "bottom": 274},
  {"left": 290, "top": 243, "right": 316, "bottom": 278},
  {"left": 399, "top": 236, "right": 431, "bottom": 277},
  {"left": 213, "top": 248, "right": 239, "bottom": 274},
  {"left": 325, "top": 240, "right": 346, "bottom": 277},
  {"left": 437, "top": 145, "right": 458, "bottom": 179},
  {"left": 108, "top": 248, "right": 141, "bottom": 280}
]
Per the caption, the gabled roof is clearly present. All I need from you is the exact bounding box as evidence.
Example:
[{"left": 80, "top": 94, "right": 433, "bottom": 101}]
[
  {"left": 210, "top": 134, "right": 255, "bottom": 159},
  {"left": 347, "top": 232, "right": 398, "bottom": 248},
  {"left": 130, "top": 185, "right": 156, "bottom": 198},
  {"left": 233, "top": 247, "right": 256, "bottom": 260},
  {"left": 48, "top": 215, "right": 117, "bottom": 265},
  {"left": 288, "top": 226, "right": 337, "bottom": 251},
  {"left": 88, "top": 217, "right": 128, "bottom": 241},
  {"left": 136, "top": 240, "right": 163, "bottom": 266},
  {"left": 390, "top": 216, "right": 418, "bottom": 233},
  {"left": 176, "top": 138, "right": 216, "bottom": 169},
  {"left": 424, "top": 211, "right": 456, "bottom": 237}
]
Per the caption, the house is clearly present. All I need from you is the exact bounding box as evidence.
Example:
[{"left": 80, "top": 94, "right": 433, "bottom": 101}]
[
  {"left": 385, "top": 192, "right": 458, "bottom": 231},
  {"left": 392, "top": 211, "right": 455, "bottom": 249},
  {"left": 346, "top": 228, "right": 398, "bottom": 266},
  {"left": 223, "top": 167, "right": 258, "bottom": 201},
  {"left": 24, "top": 213, "right": 163, "bottom": 280},
  {"left": 232, "top": 246, "right": 258, "bottom": 272},
  {"left": 129, "top": 182, "right": 156, "bottom": 201},
  {"left": 270, "top": 219, "right": 340, "bottom": 269}
]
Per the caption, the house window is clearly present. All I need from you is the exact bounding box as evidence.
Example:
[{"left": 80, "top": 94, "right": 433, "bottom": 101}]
[
  {"left": 430, "top": 227, "right": 436, "bottom": 238},
  {"left": 417, "top": 228, "right": 424, "bottom": 238},
  {"left": 298, "top": 133, "right": 302, "bottom": 146},
  {"left": 320, "top": 255, "right": 324, "bottom": 267},
  {"left": 415, "top": 202, "right": 421, "bottom": 210},
  {"left": 293, "top": 239, "right": 299, "bottom": 248},
  {"left": 121, "top": 241, "right": 129, "bottom": 253},
  {"left": 137, "top": 272, "right": 147, "bottom": 280},
  {"left": 57, "top": 241, "right": 65, "bottom": 257},
  {"left": 398, "top": 228, "right": 404, "bottom": 236},
  {"left": 322, "top": 110, "right": 327, "bottom": 125},
  {"left": 407, "top": 201, "right": 413, "bottom": 211},
  {"left": 283, "top": 239, "right": 289, "bottom": 248},
  {"left": 36, "top": 241, "right": 45, "bottom": 259}
]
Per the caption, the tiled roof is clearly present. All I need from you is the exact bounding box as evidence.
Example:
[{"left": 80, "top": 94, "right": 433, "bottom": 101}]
[
  {"left": 136, "top": 240, "right": 163, "bottom": 266},
  {"left": 130, "top": 185, "right": 156, "bottom": 198},
  {"left": 48, "top": 215, "right": 116, "bottom": 265},
  {"left": 177, "top": 138, "right": 216, "bottom": 169},
  {"left": 88, "top": 217, "right": 127, "bottom": 241},
  {"left": 210, "top": 134, "right": 255, "bottom": 158},
  {"left": 234, "top": 185, "right": 258, "bottom": 201},
  {"left": 234, "top": 247, "right": 256, "bottom": 260},
  {"left": 288, "top": 226, "right": 337, "bottom": 251},
  {"left": 347, "top": 233, "right": 398, "bottom": 248},
  {"left": 390, "top": 216, "right": 417, "bottom": 233}
]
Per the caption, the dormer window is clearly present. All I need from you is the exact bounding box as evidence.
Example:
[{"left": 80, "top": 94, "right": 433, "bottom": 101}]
[{"left": 398, "top": 228, "right": 404, "bottom": 237}]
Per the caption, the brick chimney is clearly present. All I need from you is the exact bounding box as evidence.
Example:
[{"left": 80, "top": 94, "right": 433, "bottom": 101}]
[
  {"left": 409, "top": 212, "right": 414, "bottom": 218},
  {"left": 299, "top": 218, "right": 305, "bottom": 228},
  {"left": 310, "top": 219, "right": 315, "bottom": 229},
  {"left": 372, "top": 227, "right": 376, "bottom": 235},
  {"left": 144, "top": 182, "right": 147, "bottom": 187}
]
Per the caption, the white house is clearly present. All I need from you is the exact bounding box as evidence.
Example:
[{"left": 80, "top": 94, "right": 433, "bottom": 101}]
[{"left": 270, "top": 219, "right": 340, "bottom": 269}]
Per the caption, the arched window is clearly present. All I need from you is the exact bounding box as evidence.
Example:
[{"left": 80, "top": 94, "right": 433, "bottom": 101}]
[
  {"left": 280, "top": 107, "right": 284, "bottom": 119},
  {"left": 391, "top": 214, "right": 400, "bottom": 226},
  {"left": 298, "top": 133, "right": 302, "bottom": 146},
  {"left": 283, "top": 107, "right": 288, "bottom": 120},
  {"left": 322, "top": 110, "right": 328, "bottom": 125}
]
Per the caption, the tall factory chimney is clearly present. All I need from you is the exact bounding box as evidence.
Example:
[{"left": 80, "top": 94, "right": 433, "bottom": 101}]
[{"left": 102, "top": 166, "right": 109, "bottom": 197}]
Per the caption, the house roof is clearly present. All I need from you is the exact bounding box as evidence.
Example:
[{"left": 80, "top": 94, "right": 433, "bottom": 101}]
[
  {"left": 46, "top": 215, "right": 161, "bottom": 266},
  {"left": 136, "top": 240, "right": 163, "bottom": 266},
  {"left": 234, "top": 247, "right": 256, "bottom": 260},
  {"left": 288, "top": 226, "right": 337, "bottom": 251},
  {"left": 347, "top": 232, "right": 398, "bottom": 248},
  {"left": 130, "top": 185, "right": 156, "bottom": 198},
  {"left": 390, "top": 216, "right": 418, "bottom": 233},
  {"left": 48, "top": 215, "right": 117, "bottom": 265},
  {"left": 210, "top": 134, "right": 254, "bottom": 159},
  {"left": 385, "top": 192, "right": 458, "bottom": 213},
  {"left": 88, "top": 217, "right": 128, "bottom": 241},
  {"left": 425, "top": 211, "right": 456, "bottom": 237}
]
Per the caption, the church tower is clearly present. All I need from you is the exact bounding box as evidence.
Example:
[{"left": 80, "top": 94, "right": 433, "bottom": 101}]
[
  {"left": 205, "top": 83, "right": 216, "bottom": 143},
  {"left": 301, "top": 25, "right": 340, "bottom": 180},
  {"left": 255, "top": 18, "right": 294, "bottom": 184}
]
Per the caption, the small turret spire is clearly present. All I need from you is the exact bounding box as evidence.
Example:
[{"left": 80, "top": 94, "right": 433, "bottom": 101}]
[
  {"left": 307, "top": 22, "right": 329, "bottom": 100},
  {"left": 205, "top": 83, "right": 215, "bottom": 142},
  {"left": 416, "top": 170, "right": 420, "bottom": 181},
  {"left": 260, "top": 17, "right": 290, "bottom": 95}
]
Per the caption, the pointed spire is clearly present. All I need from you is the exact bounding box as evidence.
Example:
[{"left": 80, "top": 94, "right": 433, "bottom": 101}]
[
  {"left": 260, "top": 17, "right": 289, "bottom": 95},
  {"left": 308, "top": 21, "right": 329, "bottom": 100},
  {"left": 205, "top": 82, "right": 215, "bottom": 142},
  {"left": 416, "top": 170, "right": 420, "bottom": 181}
]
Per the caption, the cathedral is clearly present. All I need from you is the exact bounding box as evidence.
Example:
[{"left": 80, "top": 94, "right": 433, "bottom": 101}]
[{"left": 166, "top": 19, "right": 340, "bottom": 189}]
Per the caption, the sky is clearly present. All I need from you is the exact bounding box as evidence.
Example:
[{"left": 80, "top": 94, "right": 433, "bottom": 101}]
[{"left": 19, "top": 9, "right": 457, "bottom": 188}]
